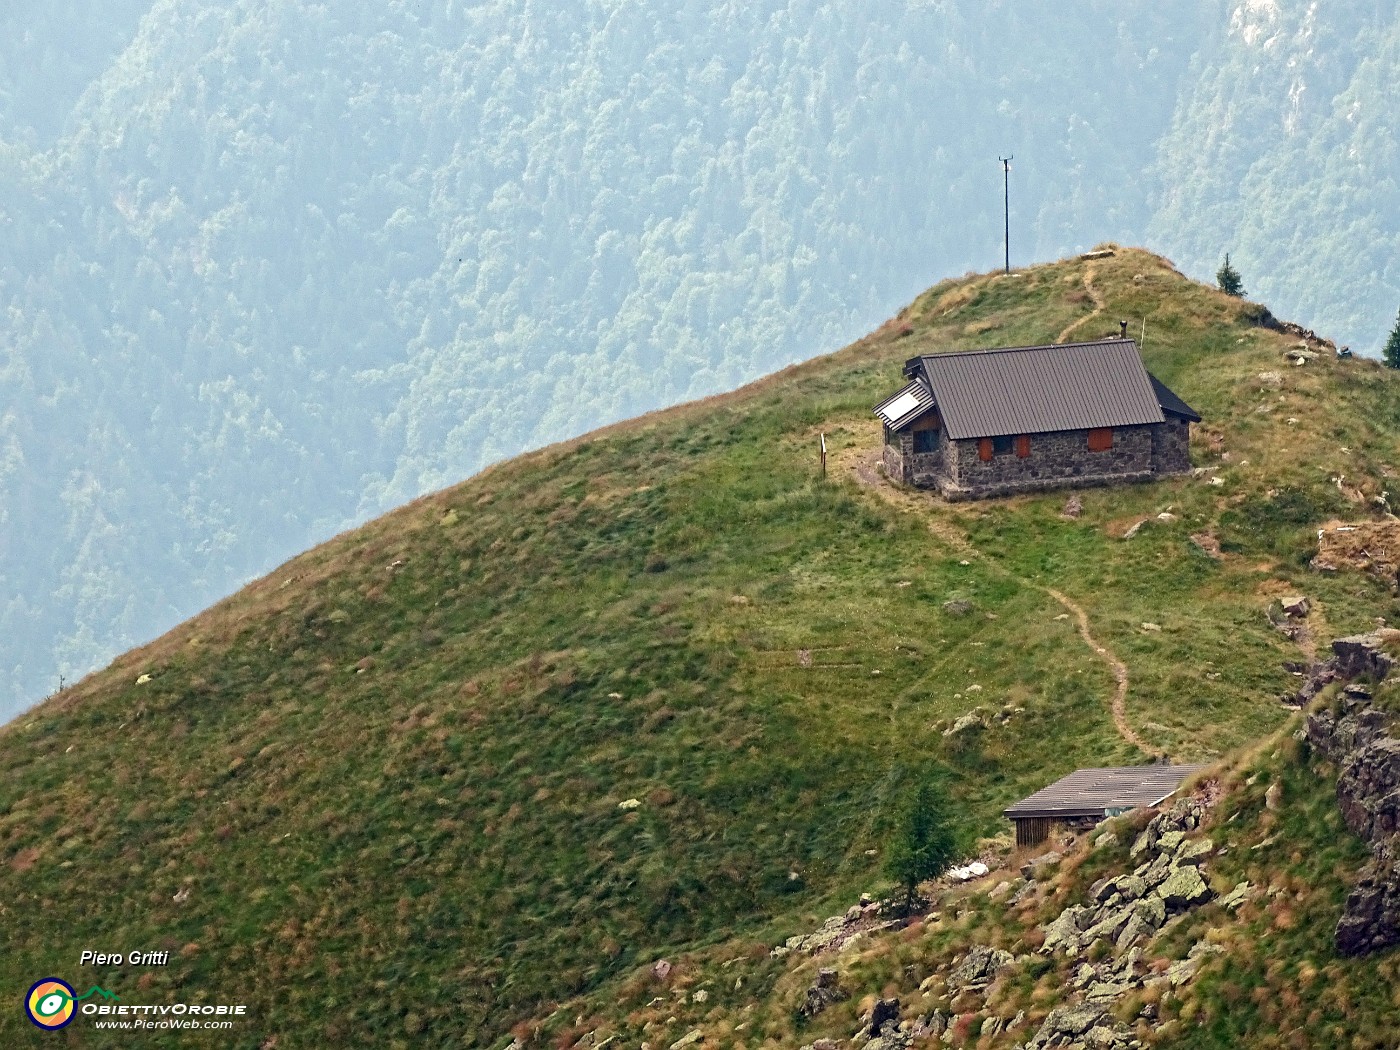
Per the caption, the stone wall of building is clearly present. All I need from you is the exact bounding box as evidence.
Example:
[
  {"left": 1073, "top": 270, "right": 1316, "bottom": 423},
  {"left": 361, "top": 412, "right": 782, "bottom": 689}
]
[
  {"left": 945, "top": 425, "right": 1156, "bottom": 498},
  {"left": 912, "top": 425, "right": 955, "bottom": 487},
  {"left": 886, "top": 420, "right": 1194, "bottom": 499},
  {"left": 885, "top": 426, "right": 957, "bottom": 488},
  {"left": 1151, "top": 418, "right": 1191, "bottom": 475},
  {"left": 910, "top": 449, "right": 946, "bottom": 484},
  {"left": 882, "top": 433, "right": 911, "bottom": 483},
  {"left": 884, "top": 436, "right": 907, "bottom": 484}
]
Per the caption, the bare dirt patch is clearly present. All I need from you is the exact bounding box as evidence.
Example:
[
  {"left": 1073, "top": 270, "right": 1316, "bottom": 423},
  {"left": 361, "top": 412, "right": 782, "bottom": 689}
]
[
  {"left": 1189, "top": 530, "right": 1222, "bottom": 559},
  {"left": 1313, "top": 519, "right": 1400, "bottom": 579},
  {"left": 1105, "top": 515, "right": 1152, "bottom": 540}
]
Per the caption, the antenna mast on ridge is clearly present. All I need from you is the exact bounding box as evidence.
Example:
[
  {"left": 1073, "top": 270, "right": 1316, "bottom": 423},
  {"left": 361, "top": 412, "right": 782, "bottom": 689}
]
[{"left": 998, "top": 156, "right": 1013, "bottom": 274}]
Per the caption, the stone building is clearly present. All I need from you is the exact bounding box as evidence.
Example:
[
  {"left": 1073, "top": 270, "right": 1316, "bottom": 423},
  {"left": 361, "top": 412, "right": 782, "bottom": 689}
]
[
  {"left": 1004, "top": 763, "right": 1206, "bottom": 847},
  {"left": 874, "top": 338, "right": 1199, "bottom": 500}
]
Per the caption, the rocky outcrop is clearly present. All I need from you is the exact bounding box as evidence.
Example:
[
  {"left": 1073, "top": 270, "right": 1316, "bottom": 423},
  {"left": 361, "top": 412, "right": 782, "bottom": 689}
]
[
  {"left": 1156, "top": 865, "right": 1211, "bottom": 908},
  {"left": 1042, "top": 803, "right": 1215, "bottom": 961},
  {"left": 1288, "top": 631, "right": 1394, "bottom": 709},
  {"left": 1012, "top": 795, "right": 1225, "bottom": 1049},
  {"left": 868, "top": 998, "right": 900, "bottom": 1031},
  {"left": 1024, "top": 1002, "right": 1139, "bottom": 1050},
  {"left": 1331, "top": 633, "right": 1394, "bottom": 681},
  {"left": 942, "top": 710, "right": 985, "bottom": 737},
  {"left": 798, "top": 969, "right": 849, "bottom": 1018},
  {"left": 1336, "top": 736, "right": 1400, "bottom": 845},
  {"left": 850, "top": 996, "right": 908, "bottom": 1049},
  {"left": 1334, "top": 871, "right": 1400, "bottom": 957},
  {"left": 1304, "top": 633, "right": 1400, "bottom": 956},
  {"left": 787, "top": 791, "right": 1241, "bottom": 1050},
  {"left": 946, "top": 944, "right": 1014, "bottom": 994},
  {"left": 1021, "top": 851, "right": 1063, "bottom": 879},
  {"left": 1253, "top": 308, "right": 1339, "bottom": 354},
  {"left": 772, "top": 899, "right": 898, "bottom": 957}
]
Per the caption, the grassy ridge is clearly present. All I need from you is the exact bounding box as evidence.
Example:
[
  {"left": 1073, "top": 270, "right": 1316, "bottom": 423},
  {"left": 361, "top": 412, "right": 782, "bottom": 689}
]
[{"left": 3, "top": 247, "right": 1397, "bottom": 1047}]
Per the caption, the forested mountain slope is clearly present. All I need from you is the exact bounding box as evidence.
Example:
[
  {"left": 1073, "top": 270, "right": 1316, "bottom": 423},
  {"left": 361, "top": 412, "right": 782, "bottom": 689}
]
[
  {"left": 5, "top": 0, "right": 1400, "bottom": 722},
  {"left": 0, "top": 0, "right": 151, "bottom": 146},
  {"left": 4, "top": 248, "right": 1400, "bottom": 1046},
  {"left": 1149, "top": 0, "right": 1400, "bottom": 344}
]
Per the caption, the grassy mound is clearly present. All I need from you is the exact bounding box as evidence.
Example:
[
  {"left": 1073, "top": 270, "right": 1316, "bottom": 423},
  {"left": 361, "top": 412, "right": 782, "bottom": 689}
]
[{"left": 4, "top": 247, "right": 1398, "bottom": 1047}]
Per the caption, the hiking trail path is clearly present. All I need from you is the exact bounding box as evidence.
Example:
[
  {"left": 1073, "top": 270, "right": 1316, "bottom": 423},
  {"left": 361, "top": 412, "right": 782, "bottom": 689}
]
[
  {"left": 1055, "top": 266, "right": 1107, "bottom": 345},
  {"left": 847, "top": 445, "right": 1151, "bottom": 754}
]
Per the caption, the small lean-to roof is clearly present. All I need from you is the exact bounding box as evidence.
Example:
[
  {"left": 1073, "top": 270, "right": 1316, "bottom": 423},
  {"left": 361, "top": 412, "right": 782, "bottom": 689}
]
[
  {"left": 874, "top": 379, "right": 936, "bottom": 430},
  {"left": 1003, "top": 764, "right": 1207, "bottom": 820},
  {"left": 905, "top": 338, "right": 1167, "bottom": 440},
  {"left": 1149, "top": 373, "right": 1202, "bottom": 423}
]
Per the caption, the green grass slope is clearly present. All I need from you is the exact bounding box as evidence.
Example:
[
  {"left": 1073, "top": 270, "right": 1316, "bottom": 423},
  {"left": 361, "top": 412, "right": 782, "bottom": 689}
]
[
  {"left": 575, "top": 719, "right": 1393, "bottom": 1050},
  {"left": 4, "top": 247, "right": 1398, "bottom": 1047}
]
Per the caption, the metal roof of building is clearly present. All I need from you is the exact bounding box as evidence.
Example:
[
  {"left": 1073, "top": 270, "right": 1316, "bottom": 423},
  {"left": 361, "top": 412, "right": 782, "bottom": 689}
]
[
  {"left": 1003, "top": 764, "right": 1207, "bottom": 820},
  {"left": 1149, "top": 374, "right": 1202, "bottom": 423},
  {"left": 873, "top": 379, "right": 936, "bottom": 430},
  {"left": 899, "top": 339, "right": 1170, "bottom": 440}
]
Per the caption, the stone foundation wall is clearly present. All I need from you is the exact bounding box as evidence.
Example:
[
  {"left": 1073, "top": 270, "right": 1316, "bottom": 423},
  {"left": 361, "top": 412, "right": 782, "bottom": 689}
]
[
  {"left": 937, "top": 468, "right": 1157, "bottom": 501},
  {"left": 882, "top": 436, "right": 909, "bottom": 483}
]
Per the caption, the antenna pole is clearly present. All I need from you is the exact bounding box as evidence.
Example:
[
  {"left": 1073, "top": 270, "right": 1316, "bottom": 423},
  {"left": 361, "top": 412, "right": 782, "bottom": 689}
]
[{"left": 999, "top": 156, "right": 1013, "bottom": 274}]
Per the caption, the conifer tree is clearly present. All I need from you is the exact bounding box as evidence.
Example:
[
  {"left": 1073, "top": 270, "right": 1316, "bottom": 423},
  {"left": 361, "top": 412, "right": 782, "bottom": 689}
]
[
  {"left": 885, "top": 779, "right": 960, "bottom": 913},
  {"left": 1384, "top": 309, "right": 1400, "bottom": 369},
  {"left": 1216, "top": 253, "right": 1245, "bottom": 297}
]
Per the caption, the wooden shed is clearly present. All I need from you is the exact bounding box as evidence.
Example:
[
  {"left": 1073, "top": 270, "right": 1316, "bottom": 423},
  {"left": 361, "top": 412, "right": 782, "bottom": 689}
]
[{"left": 1004, "top": 764, "right": 1206, "bottom": 847}]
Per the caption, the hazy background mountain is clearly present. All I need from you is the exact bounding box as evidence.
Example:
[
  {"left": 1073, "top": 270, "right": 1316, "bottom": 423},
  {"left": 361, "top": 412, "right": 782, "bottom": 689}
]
[
  {"left": 1150, "top": 0, "right": 1400, "bottom": 341},
  {"left": 3, "top": 0, "right": 1399, "bottom": 720}
]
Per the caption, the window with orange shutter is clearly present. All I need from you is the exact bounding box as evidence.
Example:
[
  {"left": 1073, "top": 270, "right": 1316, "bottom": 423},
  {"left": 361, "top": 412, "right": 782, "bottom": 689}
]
[
  {"left": 978, "top": 437, "right": 993, "bottom": 461},
  {"left": 1087, "top": 428, "right": 1114, "bottom": 452},
  {"left": 1015, "top": 434, "right": 1030, "bottom": 458}
]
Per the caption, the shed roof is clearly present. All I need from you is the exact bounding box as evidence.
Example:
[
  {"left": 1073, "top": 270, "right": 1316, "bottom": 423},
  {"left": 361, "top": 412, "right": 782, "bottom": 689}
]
[
  {"left": 1003, "top": 764, "right": 1207, "bottom": 820},
  {"left": 895, "top": 339, "right": 1179, "bottom": 440},
  {"left": 873, "top": 379, "right": 936, "bottom": 430},
  {"left": 1149, "top": 374, "right": 1203, "bottom": 423}
]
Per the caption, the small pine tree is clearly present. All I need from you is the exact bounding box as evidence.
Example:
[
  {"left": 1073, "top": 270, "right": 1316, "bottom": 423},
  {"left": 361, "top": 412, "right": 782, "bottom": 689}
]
[
  {"left": 885, "top": 779, "right": 960, "bottom": 914},
  {"left": 1216, "top": 253, "right": 1245, "bottom": 297},
  {"left": 1384, "top": 309, "right": 1400, "bottom": 369}
]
